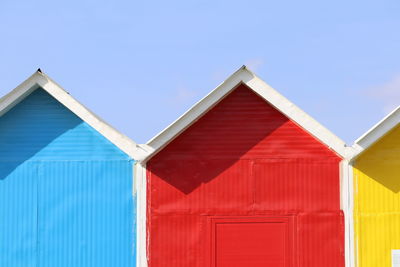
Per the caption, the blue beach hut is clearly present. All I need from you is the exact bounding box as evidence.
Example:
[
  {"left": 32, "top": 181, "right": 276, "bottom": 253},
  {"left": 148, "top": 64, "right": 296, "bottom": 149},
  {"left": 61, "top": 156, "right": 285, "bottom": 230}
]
[{"left": 0, "top": 70, "right": 146, "bottom": 267}]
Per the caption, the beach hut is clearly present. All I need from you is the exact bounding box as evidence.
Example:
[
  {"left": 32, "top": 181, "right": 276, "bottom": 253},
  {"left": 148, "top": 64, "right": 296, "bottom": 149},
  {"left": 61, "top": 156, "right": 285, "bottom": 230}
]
[
  {"left": 351, "top": 106, "right": 400, "bottom": 267},
  {"left": 0, "top": 70, "right": 146, "bottom": 267},
  {"left": 138, "top": 66, "right": 349, "bottom": 267}
]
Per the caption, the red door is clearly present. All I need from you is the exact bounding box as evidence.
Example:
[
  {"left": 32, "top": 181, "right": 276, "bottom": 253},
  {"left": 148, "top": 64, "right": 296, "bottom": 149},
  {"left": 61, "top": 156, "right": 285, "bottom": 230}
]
[{"left": 210, "top": 216, "right": 295, "bottom": 267}]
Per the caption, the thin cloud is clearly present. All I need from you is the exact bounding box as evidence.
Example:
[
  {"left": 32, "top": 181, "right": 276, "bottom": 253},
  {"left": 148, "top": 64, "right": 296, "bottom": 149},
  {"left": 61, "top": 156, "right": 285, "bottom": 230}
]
[
  {"left": 244, "top": 58, "right": 264, "bottom": 71},
  {"left": 366, "top": 74, "right": 400, "bottom": 113},
  {"left": 168, "top": 86, "right": 198, "bottom": 107}
]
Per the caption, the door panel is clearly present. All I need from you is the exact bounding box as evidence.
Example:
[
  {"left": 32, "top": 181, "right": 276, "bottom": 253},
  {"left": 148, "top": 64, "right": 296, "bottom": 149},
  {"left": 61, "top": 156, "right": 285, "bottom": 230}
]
[{"left": 210, "top": 216, "right": 294, "bottom": 267}]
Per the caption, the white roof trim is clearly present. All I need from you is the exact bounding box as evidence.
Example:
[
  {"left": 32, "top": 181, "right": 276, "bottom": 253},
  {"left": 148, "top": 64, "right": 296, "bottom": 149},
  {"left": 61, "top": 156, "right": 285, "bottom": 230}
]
[
  {"left": 352, "top": 105, "right": 400, "bottom": 159},
  {"left": 145, "top": 66, "right": 349, "bottom": 161},
  {"left": 0, "top": 70, "right": 149, "bottom": 160}
]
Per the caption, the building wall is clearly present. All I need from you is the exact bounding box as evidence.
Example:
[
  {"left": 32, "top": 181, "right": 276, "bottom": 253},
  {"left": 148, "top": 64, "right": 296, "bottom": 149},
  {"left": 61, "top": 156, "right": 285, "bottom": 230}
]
[
  {"left": 147, "top": 84, "right": 344, "bottom": 267},
  {"left": 354, "top": 124, "right": 400, "bottom": 267},
  {"left": 0, "top": 89, "right": 135, "bottom": 267}
]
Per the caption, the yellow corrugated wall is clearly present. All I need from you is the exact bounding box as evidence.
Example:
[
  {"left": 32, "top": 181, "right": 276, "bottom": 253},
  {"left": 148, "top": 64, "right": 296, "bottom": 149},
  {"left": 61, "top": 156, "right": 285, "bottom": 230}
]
[{"left": 354, "top": 124, "right": 400, "bottom": 267}]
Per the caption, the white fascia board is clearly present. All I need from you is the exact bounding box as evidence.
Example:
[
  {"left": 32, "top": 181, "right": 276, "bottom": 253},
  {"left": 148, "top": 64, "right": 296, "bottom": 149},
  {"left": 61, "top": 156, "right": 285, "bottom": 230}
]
[
  {"left": 245, "top": 70, "right": 349, "bottom": 158},
  {"left": 0, "top": 72, "right": 41, "bottom": 117},
  {"left": 146, "top": 66, "right": 249, "bottom": 154},
  {"left": 0, "top": 71, "right": 149, "bottom": 160},
  {"left": 352, "top": 106, "right": 400, "bottom": 159},
  {"left": 145, "top": 66, "right": 349, "bottom": 161}
]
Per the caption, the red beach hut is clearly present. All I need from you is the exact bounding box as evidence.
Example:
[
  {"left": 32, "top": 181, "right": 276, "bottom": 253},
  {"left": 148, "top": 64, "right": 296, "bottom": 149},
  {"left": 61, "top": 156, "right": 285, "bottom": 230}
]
[{"left": 137, "top": 66, "right": 348, "bottom": 267}]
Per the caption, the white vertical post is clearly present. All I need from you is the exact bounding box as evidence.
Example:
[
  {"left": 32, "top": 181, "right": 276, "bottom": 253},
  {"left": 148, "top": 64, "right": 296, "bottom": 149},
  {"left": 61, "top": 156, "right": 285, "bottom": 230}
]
[{"left": 136, "top": 162, "right": 148, "bottom": 267}]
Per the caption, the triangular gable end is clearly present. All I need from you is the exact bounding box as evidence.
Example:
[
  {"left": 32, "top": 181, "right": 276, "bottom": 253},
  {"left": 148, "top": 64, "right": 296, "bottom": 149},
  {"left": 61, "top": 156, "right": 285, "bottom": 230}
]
[
  {"left": 0, "top": 70, "right": 148, "bottom": 160},
  {"left": 352, "top": 105, "right": 400, "bottom": 160},
  {"left": 144, "top": 66, "right": 349, "bottom": 161}
]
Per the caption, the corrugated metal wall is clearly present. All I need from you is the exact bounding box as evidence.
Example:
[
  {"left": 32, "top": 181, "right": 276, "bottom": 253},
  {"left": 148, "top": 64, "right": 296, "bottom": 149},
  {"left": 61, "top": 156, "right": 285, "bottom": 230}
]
[
  {"left": 354, "top": 124, "right": 400, "bottom": 267},
  {"left": 147, "top": 84, "right": 344, "bottom": 267},
  {"left": 0, "top": 89, "right": 135, "bottom": 267},
  {"left": 0, "top": 161, "right": 38, "bottom": 267}
]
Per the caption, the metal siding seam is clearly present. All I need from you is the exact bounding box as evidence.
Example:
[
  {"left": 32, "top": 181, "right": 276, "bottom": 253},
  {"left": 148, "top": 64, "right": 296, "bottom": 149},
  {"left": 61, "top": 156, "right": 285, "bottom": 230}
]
[{"left": 36, "top": 162, "right": 41, "bottom": 267}]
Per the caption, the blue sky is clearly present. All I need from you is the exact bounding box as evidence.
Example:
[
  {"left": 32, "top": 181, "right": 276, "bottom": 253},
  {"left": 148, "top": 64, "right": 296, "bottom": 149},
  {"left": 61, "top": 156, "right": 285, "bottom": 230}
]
[{"left": 1, "top": 0, "right": 399, "bottom": 144}]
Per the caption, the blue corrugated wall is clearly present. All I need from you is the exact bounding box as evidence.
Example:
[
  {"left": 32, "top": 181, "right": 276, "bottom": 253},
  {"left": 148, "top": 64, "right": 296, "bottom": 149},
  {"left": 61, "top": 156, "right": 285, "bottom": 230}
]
[{"left": 0, "top": 89, "right": 136, "bottom": 267}]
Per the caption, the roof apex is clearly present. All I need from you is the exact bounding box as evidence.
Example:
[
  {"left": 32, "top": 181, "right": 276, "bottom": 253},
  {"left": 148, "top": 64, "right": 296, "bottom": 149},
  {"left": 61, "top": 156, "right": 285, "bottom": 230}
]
[
  {"left": 0, "top": 71, "right": 148, "bottom": 160},
  {"left": 144, "top": 66, "right": 350, "bottom": 161},
  {"left": 352, "top": 105, "right": 400, "bottom": 160}
]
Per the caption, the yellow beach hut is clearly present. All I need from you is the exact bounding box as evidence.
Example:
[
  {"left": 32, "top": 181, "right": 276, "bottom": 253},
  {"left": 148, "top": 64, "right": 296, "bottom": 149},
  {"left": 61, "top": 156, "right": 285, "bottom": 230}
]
[{"left": 352, "top": 106, "right": 400, "bottom": 267}]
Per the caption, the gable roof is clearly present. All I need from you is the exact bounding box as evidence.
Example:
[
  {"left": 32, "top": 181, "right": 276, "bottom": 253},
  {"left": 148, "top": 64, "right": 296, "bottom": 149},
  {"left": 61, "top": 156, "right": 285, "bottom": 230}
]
[
  {"left": 143, "top": 66, "right": 349, "bottom": 161},
  {"left": 0, "top": 70, "right": 148, "bottom": 160},
  {"left": 352, "top": 105, "right": 400, "bottom": 160}
]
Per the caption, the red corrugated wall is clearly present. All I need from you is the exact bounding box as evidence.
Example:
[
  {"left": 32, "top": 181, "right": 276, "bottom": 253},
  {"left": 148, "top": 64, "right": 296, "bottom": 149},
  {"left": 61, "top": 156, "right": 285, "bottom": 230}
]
[{"left": 147, "top": 84, "right": 344, "bottom": 267}]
